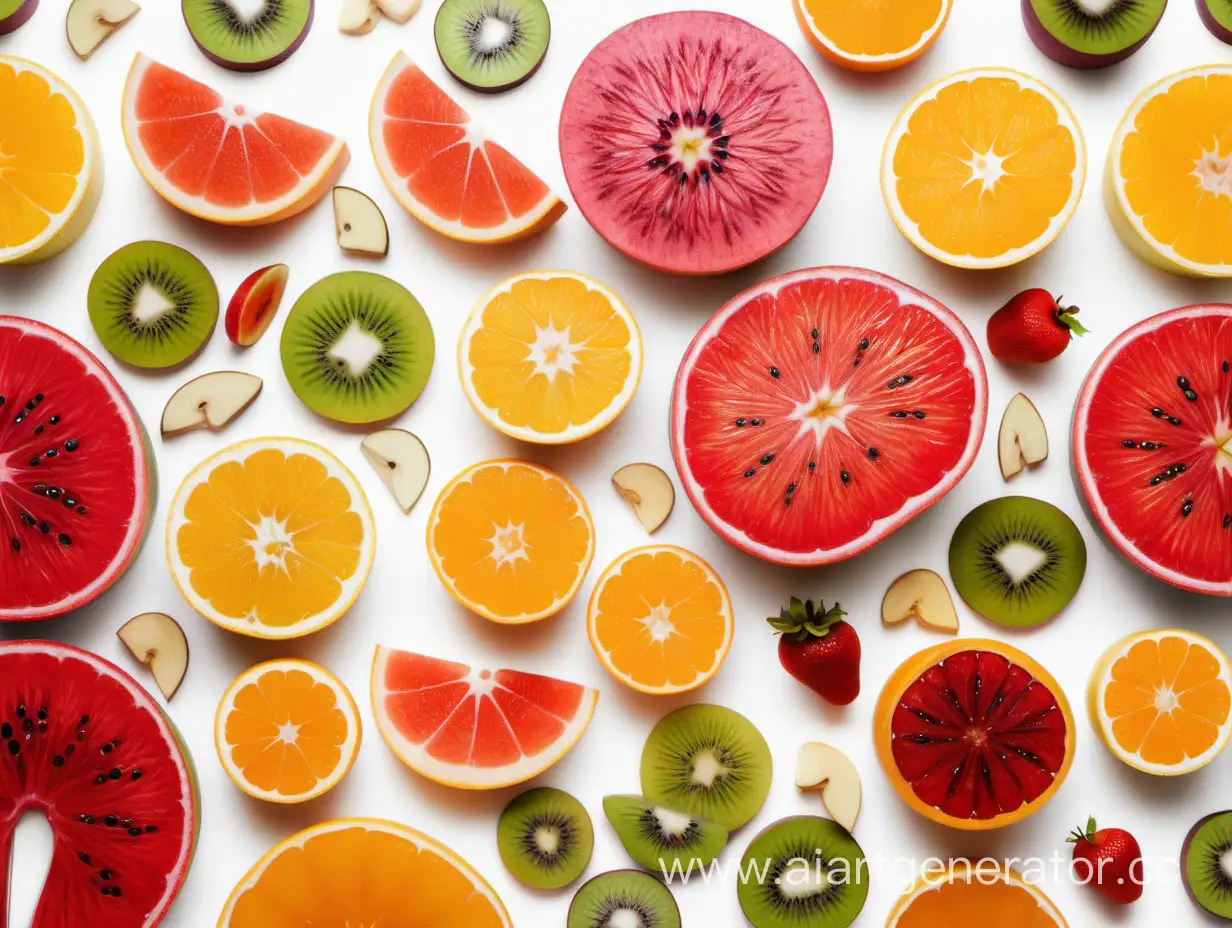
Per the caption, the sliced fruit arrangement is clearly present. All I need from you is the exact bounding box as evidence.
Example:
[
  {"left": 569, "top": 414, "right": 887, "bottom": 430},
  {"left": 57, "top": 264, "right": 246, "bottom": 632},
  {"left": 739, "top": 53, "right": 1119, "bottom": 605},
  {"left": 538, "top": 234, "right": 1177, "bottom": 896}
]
[
  {"left": 612, "top": 463, "right": 674, "bottom": 534},
  {"left": 988, "top": 289, "right": 1088, "bottom": 364},
  {"left": 587, "top": 545, "right": 733, "bottom": 695},
  {"left": 459, "top": 271, "right": 642, "bottom": 444},
  {"left": 793, "top": 0, "right": 951, "bottom": 71},
  {"left": 1068, "top": 816, "right": 1144, "bottom": 904},
  {"left": 883, "top": 68, "right": 1084, "bottom": 269},
  {"left": 886, "top": 863, "right": 1069, "bottom": 928},
  {"left": 1089, "top": 629, "right": 1232, "bottom": 776},
  {"left": 427, "top": 460, "right": 594, "bottom": 624},
  {"left": 770, "top": 597, "right": 861, "bottom": 706},
  {"left": 370, "top": 52, "right": 565, "bottom": 243},
  {"left": 161, "top": 371, "right": 262, "bottom": 437},
  {"left": 498, "top": 787, "right": 593, "bottom": 890},
  {"left": 0, "top": 317, "right": 153, "bottom": 621},
  {"left": 0, "top": 0, "right": 37, "bottom": 34},
  {"left": 1199, "top": 0, "right": 1232, "bottom": 42},
  {"left": 998, "top": 393, "right": 1049, "bottom": 480},
  {"left": 116, "top": 611, "right": 189, "bottom": 701},
  {"left": 875, "top": 639, "right": 1075, "bottom": 830},
  {"left": 1183, "top": 810, "right": 1232, "bottom": 919},
  {"left": 672, "top": 266, "right": 986, "bottom": 566},
  {"left": 225, "top": 264, "right": 289, "bottom": 347},
  {"left": 1023, "top": 0, "right": 1166, "bottom": 67},
  {"left": 1073, "top": 304, "right": 1232, "bottom": 595},
  {"left": 882, "top": 570, "right": 960, "bottom": 634},
  {"left": 67, "top": 0, "right": 140, "bottom": 61},
  {"left": 333, "top": 186, "right": 388, "bottom": 257},
  {"left": 604, "top": 795, "right": 728, "bottom": 874},
  {"left": 435, "top": 0, "right": 550, "bottom": 92},
  {"left": 371, "top": 645, "right": 598, "bottom": 789},
  {"left": 559, "top": 11, "right": 832, "bottom": 276},
  {"left": 167, "top": 437, "right": 376, "bottom": 640},
  {"left": 219, "top": 818, "right": 511, "bottom": 927},
  {"left": 796, "top": 742, "right": 862, "bottom": 833},
  {"left": 569, "top": 871, "right": 680, "bottom": 928},
  {"left": 182, "top": 0, "right": 313, "bottom": 71},
  {"left": 360, "top": 428, "right": 430, "bottom": 513},
  {"left": 121, "top": 54, "right": 348, "bottom": 225},
  {"left": 0, "top": 641, "right": 198, "bottom": 926},
  {"left": 0, "top": 57, "right": 101, "bottom": 265}
]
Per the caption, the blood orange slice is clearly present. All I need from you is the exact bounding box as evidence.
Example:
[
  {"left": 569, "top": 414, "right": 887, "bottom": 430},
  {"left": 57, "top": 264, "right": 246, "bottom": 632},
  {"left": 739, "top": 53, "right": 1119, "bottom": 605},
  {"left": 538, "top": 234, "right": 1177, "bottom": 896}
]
[
  {"left": 370, "top": 646, "right": 597, "bottom": 789},
  {"left": 671, "top": 267, "right": 986, "bottom": 566},
  {"left": 121, "top": 54, "right": 348, "bottom": 226}
]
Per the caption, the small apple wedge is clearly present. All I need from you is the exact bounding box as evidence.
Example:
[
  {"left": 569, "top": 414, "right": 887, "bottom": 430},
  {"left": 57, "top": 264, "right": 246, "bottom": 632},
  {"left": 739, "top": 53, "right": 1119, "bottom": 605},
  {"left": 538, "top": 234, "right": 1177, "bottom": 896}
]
[
  {"left": 117, "top": 612, "right": 189, "bottom": 701},
  {"left": 376, "top": 0, "right": 420, "bottom": 23},
  {"left": 882, "top": 569, "right": 960, "bottom": 633},
  {"left": 361, "top": 429, "right": 430, "bottom": 513},
  {"left": 611, "top": 463, "right": 675, "bottom": 534},
  {"left": 0, "top": 0, "right": 38, "bottom": 35},
  {"left": 66, "top": 0, "right": 139, "bottom": 60},
  {"left": 339, "top": 0, "right": 379, "bottom": 33},
  {"left": 225, "top": 264, "right": 289, "bottom": 347},
  {"left": 333, "top": 186, "right": 389, "bottom": 258},
  {"left": 796, "top": 742, "right": 861, "bottom": 833},
  {"left": 998, "top": 392, "right": 1048, "bottom": 480},
  {"left": 161, "top": 371, "right": 263, "bottom": 437}
]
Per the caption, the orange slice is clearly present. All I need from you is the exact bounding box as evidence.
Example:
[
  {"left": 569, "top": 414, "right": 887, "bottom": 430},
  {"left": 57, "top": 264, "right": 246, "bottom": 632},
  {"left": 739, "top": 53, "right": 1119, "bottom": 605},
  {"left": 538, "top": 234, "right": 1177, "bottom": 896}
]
[
  {"left": 587, "top": 545, "right": 733, "bottom": 695},
  {"left": 369, "top": 52, "right": 566, "bottom": 243},
  {"left": 121, "top": 54, "right": 348, "bottom": 226},
  {"left": 218, "top": 818, "right": 511, "bottom": 927},
  {"left": 887, "top": 863, "right": 1069, "bottom": 928},
  {"left": 167, "top": 437, "right": 375, "bottom": 640},
  {"left": 0, "top": 57, "right": 102, "bottom": 265},
  {"left": 371, "top": 646, "right": 598, "bottom": 789},
  {"left": 459, "top": 271, "right": 643, "bottom": 444},
  {"left": 1090, "top": 629, "right": 1232, "bottom": 776},
  {"left": 426, "top": 460, "right": 594, "bottom": 624},
  {"left": 793, "top": 0, "right": 952, "bottom": 72},
  {"left": 215, "top": 658, "right": 361, "bottom": 804},
  {"left": 882, "top": 68, "right": 1085, "bottom": 269}
]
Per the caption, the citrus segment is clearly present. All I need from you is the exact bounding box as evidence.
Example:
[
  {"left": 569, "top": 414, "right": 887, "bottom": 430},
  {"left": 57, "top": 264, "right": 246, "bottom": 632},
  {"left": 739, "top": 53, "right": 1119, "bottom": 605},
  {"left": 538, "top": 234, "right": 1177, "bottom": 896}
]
[
  {"left": 887, "top": 864, "right": 1069, "bottom": 928},
  {"left": 793, "top": 0, "right": 951, "bottom": 71}
]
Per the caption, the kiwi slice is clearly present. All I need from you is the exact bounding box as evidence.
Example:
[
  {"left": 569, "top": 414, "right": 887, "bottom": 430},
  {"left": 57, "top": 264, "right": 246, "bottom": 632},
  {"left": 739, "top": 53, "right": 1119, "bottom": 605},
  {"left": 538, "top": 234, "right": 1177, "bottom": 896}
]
[
  {"left": 640, "top": 704, "right": 772, "bottom": 832},
  {"left": 1184, "top": 810, "right": 1232, "bottom": 919},
  {"left": 87, "top": 240, "right": 219, "bottom": 369},
  {"left": 568, "top": 870, "right": 681, "bottom": 928},
  {"left": 737, "top": 817, "right": 868, "bottom": 928},
  {"left": 182, "top": 0, "right": 314, "bottom": 72},
  {"left": 948, "top": 496, "right": 1086, "bottom": 628},
  {"left": 280, "top": 271, "right": 434, "bottom": 424},
  {"left": 1023, "top": 0, "right": 1166, "bottom": 68},
  {"left": 603, "top": 795, "right": 729, "bottom": 875},
  {"left": 497, "top": 787, "right": 593, "bottom": 890},
  {"left": 434, "top": 0, "right": 550, "bottom": 93}
]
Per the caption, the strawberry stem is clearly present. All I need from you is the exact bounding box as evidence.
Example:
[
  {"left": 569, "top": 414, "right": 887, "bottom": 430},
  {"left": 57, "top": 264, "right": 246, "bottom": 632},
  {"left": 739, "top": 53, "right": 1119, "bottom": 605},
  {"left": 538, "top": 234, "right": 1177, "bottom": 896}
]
[
  {"left": 767, "top": 596, "right": 846, "bottom": 642},
  {"left": 1066, "top": 816, "right": 1098, "bottom": 844},
  {"left": 1055, "top": 298, "right": 1089, "bottom": 338}
]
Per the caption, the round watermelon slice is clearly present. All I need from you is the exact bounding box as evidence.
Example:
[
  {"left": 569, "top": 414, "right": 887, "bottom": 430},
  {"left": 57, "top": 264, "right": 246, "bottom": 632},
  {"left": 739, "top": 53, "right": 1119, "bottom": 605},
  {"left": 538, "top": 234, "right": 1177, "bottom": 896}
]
[
  {"left": 0, "top": 641, "right": 198, "bottom": 926},
  {"left": 0, "top": 316, "right": 153, "bottom": 620},
  {"left": 1074, "top": 303, "right": 1232, "bottom": 596},
  {"left": 671, "top": 267, "right": 987, "bottom": 565}
]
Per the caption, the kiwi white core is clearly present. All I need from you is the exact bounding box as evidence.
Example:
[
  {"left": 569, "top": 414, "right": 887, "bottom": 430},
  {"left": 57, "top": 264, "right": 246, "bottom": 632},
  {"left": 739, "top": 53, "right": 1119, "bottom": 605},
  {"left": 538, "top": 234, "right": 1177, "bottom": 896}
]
[
  {"left": 476, "top": 15, "right": 512, "bottom": 52},
  {"left": 1221, "top": 848, "right": 1232, "bottom": 879},
  {"left": 777, "top": 860, "right": 830, "bottom": 900},
  {"left": 329, "top": 322, "right": 384, "bottom": 377},
  {"left": 691, "top": 750, "right": 729, "bottom": 787},
  {"left": 607, "top": 911, "right": 644, "bottom": 928},
  {"left": 652, "top": 807, "right": 693, "bottom": 836},
  {"left": 533, "top": 825, "right": 561, "bottom": 855},
  {"left": 225, "top": 0, "right": 270, "bottom": 21},
  {"left": 133, "top": 284, "right": 176, "bottom": 324},
  {"left": 993, "top": 541, "right": 1047, "bottom": 585}
]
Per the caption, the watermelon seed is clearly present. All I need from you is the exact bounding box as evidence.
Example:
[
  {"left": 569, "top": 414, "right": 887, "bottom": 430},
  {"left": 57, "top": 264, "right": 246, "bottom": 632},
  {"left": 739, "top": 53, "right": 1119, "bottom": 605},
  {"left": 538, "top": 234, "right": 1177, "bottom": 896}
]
[
  {"left": 840, "top": 470, "right": 851, "bottom": 485},
  {"left": 43, "top": 449, "right": 57, "bottom": 459},
  {"left": 16, "top": 705, "right": 25, "bottom": 718},
  {"left": 108, "top": 767, "right": 121, "bottom": 780},
  {"left": 759, "top": 453, "right": 774, "bottom": 465},
  {"left": 37, "top": 707, "right": 45, "bottom": 720},
  {"left": 64, "top": 744, "right": 74, "bottom": 756},
  {"left": 77, "top": 506, "right": 87, "bottom": 515},
  {"left": 1182, "top": 498, "right": 1194, "bottom": 518},
  {"left": 49, "top": 415, "right": 59, "bottom": 425},
  {"left": 914, "top": 411, "right": 926, "bottom": 419},
  {"left": 101, "top": 743, "right": 113, "bottom": 754},
  {"left": 127, "top": 827, "right": 141, "bottom": 837},
  {"left": 27, "top": 458, "right": 37, "bottom": 466},
  {"left": 101, "top": 886, "right": 121, "bottom": 897},
  {"left": 95, "top": 775, "right": 106, "bottom": 784},
  {"left": 0, "top": 724, "right": 8, "bottom": 739},
  {"left": 64, "top": 439, "right": 78, "bottom": 452},
  {"left": 45, "top": 487, "right": 60, "bottom": 499},
  {"left": 38, "top": 522, "right": 49, "bottom": 534},
  {"left": 770, "top": 367, "right": 780, "bottom": 378},
  {"left": 735, "top": 419, "right": 746, "bottom": 426},
  {"left": 52, "top": 755, "right": 63, "bottom": 767},
  {"left": 743, "top": 470, "right": 755, "bottom": 478},
  {"left": 1224, "top": 514, "right": 1231, "bottom": 531},
  {"left": 36, "top": 721, "right": 46, "bottom": 733},
  {"left": 100, "top": 870, "right": 113, "bottom": 880},
  {"left": 867, "top": 447, "right": 880, "bottom": 460},
  {"left": 7, "top": 741, "right": 18, "bottom": 756},
  {"left": 750, "top": 418, "right": 763, "bottom": 426},
  {"left": 79, "top": 815, "right": 93, "bottom": 824},
  {"left": 784, "top": 483, "right": 796, "bottom": 506},
  {"left": 808, "top": 462, "right": 816, "bottom": 472},
  {"left": 1224, "top": 361, "right": 1230, "bottom": 373},
  {"left": 131, "top": 769, "right": 143, "bottom": 780},
  {"left": 104, "top": 815, "right": 117, "bottom": 827},
  {"left": 0, "top": 396, "right": 4, "bottom": 407},
  {"left": 21, "top": 718, "right": 33, "bottom": 733},
  {"left": 33, "top": 424, "right": 42, "bottom": 435},
  {"left": 145, "top": 825, "right": 157, "bottom": 833},
  {"left": 58, "top": 535, "right": 71, "bottom": 546},
  {"left": 63, "top": 496, "right": 78, "bottom": 508},
  {"left": 77, "top": 851, "right": 90, "bottom": 864},
  {"left": 886, "top": 375, "right": 914, "bottom": 389},
  {"left": 80, "top": 715, "right": 89, "bottom": 725},
  {"left": 121, "top": 817, "right": 133, "bottom": 827}
]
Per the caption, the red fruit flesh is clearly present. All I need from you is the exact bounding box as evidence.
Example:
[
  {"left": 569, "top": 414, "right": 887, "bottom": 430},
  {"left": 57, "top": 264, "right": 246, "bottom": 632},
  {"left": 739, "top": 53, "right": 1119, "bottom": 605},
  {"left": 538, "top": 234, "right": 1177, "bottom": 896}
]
[
  {"left": 890, "top": 649, "right": 1069, "bottom": 823},
  {"left": 225, "top": 264, "right": 289, "bottom": 347},
  {"left": 671, "top": 267, "right": 987, "bottom": 566},
  {"left": 1073, "top": 304, "right": 1232, "bottom": 596},
  {"left": 0, "top": 641, "right": 197, "bottom": 927},
  {"left": 558, "top": 11, "right": 833, "bottom": 276},
  {"left": 0, "top": 317, "right": 152, "bottom": 620}
]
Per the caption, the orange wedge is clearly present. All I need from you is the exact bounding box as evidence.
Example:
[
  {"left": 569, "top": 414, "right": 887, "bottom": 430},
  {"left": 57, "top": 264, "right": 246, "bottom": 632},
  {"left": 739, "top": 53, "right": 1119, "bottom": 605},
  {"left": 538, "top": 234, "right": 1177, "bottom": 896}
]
[
  {"left": 887, "top": 863, "right": 1069, "bottom": 928},
  {"left": 793, "top": 0, "right": 952, "bottom": 72}
]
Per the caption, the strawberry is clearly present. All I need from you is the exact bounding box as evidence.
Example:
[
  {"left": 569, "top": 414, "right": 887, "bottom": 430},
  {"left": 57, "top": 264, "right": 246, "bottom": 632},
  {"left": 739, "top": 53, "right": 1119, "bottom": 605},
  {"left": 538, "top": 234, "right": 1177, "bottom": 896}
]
[
  {"left": 768, "top": 597, "right": 860, "bottom": 706},
  {"left": 1067, "top": 816, "right": 1144, "bottom": 904},
  {"left": 987, "top": 288, "right": 1088, "bottom": 363}
]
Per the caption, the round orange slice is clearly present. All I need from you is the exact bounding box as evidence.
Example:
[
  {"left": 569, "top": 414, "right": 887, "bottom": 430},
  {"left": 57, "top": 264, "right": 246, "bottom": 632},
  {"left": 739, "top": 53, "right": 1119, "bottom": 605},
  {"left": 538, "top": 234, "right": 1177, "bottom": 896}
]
[
  {"left": 215, "top": 658, "right": 361, "bottom": 804},
  {"left": 793, "top": 0, "right": 952, "bottom": 72},
  {"left": 426, "top": 460, "right": 594, "bottom": 624},
  {"left": 1090, "top": 629, "right": 1232, "bottom": 776},
  {"left": 887, "top": 863, "right": 1069, "bottom": 928},
  {"left": 587, "top": 545, "right": 733, "bottom": 695}
]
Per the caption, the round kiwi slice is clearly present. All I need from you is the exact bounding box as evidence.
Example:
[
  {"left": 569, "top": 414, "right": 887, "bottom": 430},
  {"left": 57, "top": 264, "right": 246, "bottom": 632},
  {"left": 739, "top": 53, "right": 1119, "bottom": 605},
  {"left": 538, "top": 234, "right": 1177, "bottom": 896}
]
[
  {"left": 497, "top": 787, "right": 593, "bottom": 890},
  {"left": 948, "top": 496, "right": 1087, "bottom": 628},
  {"left": 737, "top": 816, "right": 867, "bottom": 928},
  {"left": 280, "top": 271, "right": 434, "bottom": 424},
  {"left": 640, "top": 704, "right": 772, "bottom": 832},
  {"left": 568, "top": 870, "right": 680, "bottom": 928},
  {"left": 435, "top": 0, "right": 550, "bottom": 93},
  {"left": 603, "top": 795, "right": 729, "bottom": 876},
  {"left": 87, "top": 240, "right": 219, "bottom": 369},
  {"left": 182, "top": 0, "right": 314, "bottom": 72},
  {"left": 1183, "top": 810, "right": 1232, "bottom": 919}
]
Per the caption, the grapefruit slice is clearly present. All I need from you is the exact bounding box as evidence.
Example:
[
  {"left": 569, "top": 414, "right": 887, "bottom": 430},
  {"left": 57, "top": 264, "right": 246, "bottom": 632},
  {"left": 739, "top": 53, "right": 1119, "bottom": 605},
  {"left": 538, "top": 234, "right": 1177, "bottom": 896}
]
[
  {"left": 121, "top": 54, "right": 348, "bottom": 226},
  {"left": 792, "top": 0, "right": 952, "bottom": 72},
  {"left": 370, "top": 646, "right": 597, "bottom": 789},
  {"left": 370, "top": 52, "right": 565, "bottom": 243},
  {"left": 887, "top": 863, "right": 1069, "bottom": 928},
  {"left": 671, "top": 267, "right": 986, "bottom": 566}
]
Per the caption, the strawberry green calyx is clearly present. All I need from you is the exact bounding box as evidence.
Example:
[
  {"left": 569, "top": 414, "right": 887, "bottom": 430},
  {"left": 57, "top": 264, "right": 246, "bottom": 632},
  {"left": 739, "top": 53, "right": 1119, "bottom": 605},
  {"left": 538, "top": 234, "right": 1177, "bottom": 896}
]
[
  {"left": 1055, "top": 298, "right": 1090, "bottom": 338},
  {"left": 1067, "top": 816, "right": 1098, "bottom": 844},
  {"left": 767, "top": 596, "right": 846, "bottom": 642}
]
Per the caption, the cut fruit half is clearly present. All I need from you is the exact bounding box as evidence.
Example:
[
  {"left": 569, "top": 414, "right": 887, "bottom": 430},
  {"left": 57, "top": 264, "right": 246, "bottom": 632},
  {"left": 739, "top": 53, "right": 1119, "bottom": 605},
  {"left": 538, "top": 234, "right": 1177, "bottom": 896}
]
[
  {"left": 435, "top": 0, "right": 550, "bottom": 93},
  {"left": 887, "top": 863, "right": 1069, "bottom": 928},
  {"left": 611, "top": 463, "right": 675, "bottom": 534},
  {"left": 371, "top": 645, "right": 598, "bottom": 789},
  {"left": 66, "top": 0, "right": 141, "bottom": 61},
  {"left": 181, "top": 0, "right": 313, "bottom": 72},
  {"left": 117, "top": 611, "right": 190, "bottom": 700},
  {"left": 1199, "top": 0, "right": 1232, "bottom": 43},
  {"left": 793, "top": 0, "right": 952, "bottom": 71},
  {"left": 1023, "top": 0, "right": 1166, "bottom": 68},
  {"left": 160, "top": 371, "right": 263, "bottom": 436}
]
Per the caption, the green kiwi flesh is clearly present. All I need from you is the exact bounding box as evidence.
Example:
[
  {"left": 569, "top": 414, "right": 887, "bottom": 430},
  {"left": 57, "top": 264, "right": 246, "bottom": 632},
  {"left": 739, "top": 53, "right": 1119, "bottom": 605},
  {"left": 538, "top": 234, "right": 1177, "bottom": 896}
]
[
  {"left": 87, "top": 240, "right": 219, "bottom": 369},
  {"left": 639, "top": 704, "right": 772, "bottom": 831},
  {"left": 736, "top": 816, "right": 868, "bottom": 928},
  {"left": 1024, "top": 0, "right": 1167, "bottom": 65},
  {"left": 280, "top": 270, "right": 434, "bottom": 424},
  {"left": 948, "top": 495, "right": 1086, "bottom": 628},
  {"left": 497, "top": 787, "right": 593, "bottom": 890},
  {"left": 434, "top": 0, "right": 550, "bottom": 93},
  {"left": 182, "top": 0, "right": 314, "bottom": 71},
  {"left": 568, "top": 870, "right": 681, "bottom": 928},
  {"left": 603, "top": 795, "right": 729, "bottom": 876},
  {"left": 1183, "top": 810, "right": 1232, "bottom": 919}
]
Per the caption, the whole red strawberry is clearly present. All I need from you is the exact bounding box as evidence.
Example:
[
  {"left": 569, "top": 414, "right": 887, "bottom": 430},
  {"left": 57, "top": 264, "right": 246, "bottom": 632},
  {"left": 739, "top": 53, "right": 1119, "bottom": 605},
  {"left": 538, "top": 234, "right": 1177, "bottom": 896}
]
[
  {"left": 768, "top": 597, "right": 860, "bottom": 705},
  {"left": 1068, "top": 816, "right": 1143, "bottom": 904},
  {"left": 987, "top": 289, "right": 1088, "bottom": 363}
]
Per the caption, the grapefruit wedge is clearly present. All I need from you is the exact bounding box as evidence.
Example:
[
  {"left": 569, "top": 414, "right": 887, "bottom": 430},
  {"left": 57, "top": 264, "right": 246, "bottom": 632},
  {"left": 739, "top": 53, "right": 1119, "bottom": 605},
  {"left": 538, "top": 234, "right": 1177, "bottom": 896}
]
[
  {"left": 370, "top": 646, "right": 597, "bottom": 789},
  {"left": 121, "top": 54, "right": 348, "bottom": 226},
  {"left": 370, "top": 53, "right": 566, "bottom": 243}
]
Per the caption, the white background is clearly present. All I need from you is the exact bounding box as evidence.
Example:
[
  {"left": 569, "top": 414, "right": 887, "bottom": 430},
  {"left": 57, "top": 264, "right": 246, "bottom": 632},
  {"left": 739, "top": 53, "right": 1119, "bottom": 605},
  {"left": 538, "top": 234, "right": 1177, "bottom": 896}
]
[{"left": 3, "top": 1, "right": 1232, "bottom": 925}]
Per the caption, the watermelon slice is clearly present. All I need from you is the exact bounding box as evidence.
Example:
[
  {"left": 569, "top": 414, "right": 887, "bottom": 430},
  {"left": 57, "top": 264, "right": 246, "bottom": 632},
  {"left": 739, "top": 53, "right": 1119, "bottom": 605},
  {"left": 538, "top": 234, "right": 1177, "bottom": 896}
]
[
  {"left": 0, "top": 641, "right": 198, "bottom": 926},
  {"left": 0, "top": 317, "right": 153, "bottom": 620},
  {"left": 671, "top": 267, "right": 987, "bottom": 565}
]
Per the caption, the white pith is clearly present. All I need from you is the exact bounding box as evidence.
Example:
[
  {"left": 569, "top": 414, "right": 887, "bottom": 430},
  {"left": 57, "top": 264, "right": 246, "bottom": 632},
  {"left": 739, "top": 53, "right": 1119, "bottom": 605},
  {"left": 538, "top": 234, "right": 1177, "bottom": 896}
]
[
  {"left": 328, "top": 321, "right": 383, "bottom": 377},
  {"left": 778, "top": 861, "right": 829, "bottom": 900},
  {"left": 131, "top": 283, "right": 175, "bottom": 324},
  {"left": 653, "top": 807, "right": 693, "bottom": 836},
  {"left": 994, "top": 541, "right": 1048, "bottom": 585},
  {"left": 792, "top": 0, "right": 952, "bottom": 66},
  {"left": 887, "top": 866, "right": 1067, "bottom": 927}
]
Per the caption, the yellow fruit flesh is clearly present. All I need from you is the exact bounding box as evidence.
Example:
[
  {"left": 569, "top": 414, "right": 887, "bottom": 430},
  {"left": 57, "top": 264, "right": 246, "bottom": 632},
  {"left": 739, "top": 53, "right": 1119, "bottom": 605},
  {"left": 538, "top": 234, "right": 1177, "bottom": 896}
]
[{"left": 802, "top": 0, "right": 945, "bottom": 57}]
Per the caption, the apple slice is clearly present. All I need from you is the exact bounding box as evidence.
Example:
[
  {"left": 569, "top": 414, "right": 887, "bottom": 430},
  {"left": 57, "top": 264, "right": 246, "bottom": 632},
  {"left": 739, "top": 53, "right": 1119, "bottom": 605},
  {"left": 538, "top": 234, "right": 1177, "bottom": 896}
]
[
  {"left": 334, "top": 186, "right": 389, "bottom": 258},
  {"left": 796, "top": 743, "right": 861, "bottom": 833},
  {"left": 998, "top": 392, "right": 1048, "bottom": 480},
  {"left": 0, "top": 0, "right": 38, "bottom": 35},
  {"left": 161, "top": 371, "right": 263, "bottom": 437},
  {"left": 612, "top": 463, "right": 675, "bottom": 534},
  {"left": 225, "top": 264, "right": 289, "bottom": 347},
  {"left": 66, "top": 0, "right": 138, "bottom": 59},
  {"left": 361, "top": 429, "right": 430, "bottom": 513},
  {"left": 882, "top": 568, "right": 960, "bottom": 633},
  {"left": 377, "top": 0, "right": 421, "bottom": 22},
  {"left": 117, "top": 612, "right": 189, "bottom": 701},
  {"left": 339, "top": 0, "right": 379, "bottom": 33}
]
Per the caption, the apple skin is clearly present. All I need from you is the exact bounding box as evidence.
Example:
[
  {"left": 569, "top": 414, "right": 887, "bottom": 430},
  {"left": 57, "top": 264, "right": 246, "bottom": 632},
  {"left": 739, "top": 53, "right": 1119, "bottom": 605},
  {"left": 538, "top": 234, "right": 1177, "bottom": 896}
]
[
  {"left": 225, "top": 264, "right": 290, "bottom": 347},
  {"left": 1021, "top": 0, "right": 1165, "bottom": 68},
  {"left": 0, "top": 0, "right": 38, "bottom": 34},
  {"left": 1198, "top": 0, "right": 1232, "bottom": 44},
  {"left": 183, "top": 0, "right": 314, "bottom": 72}
]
